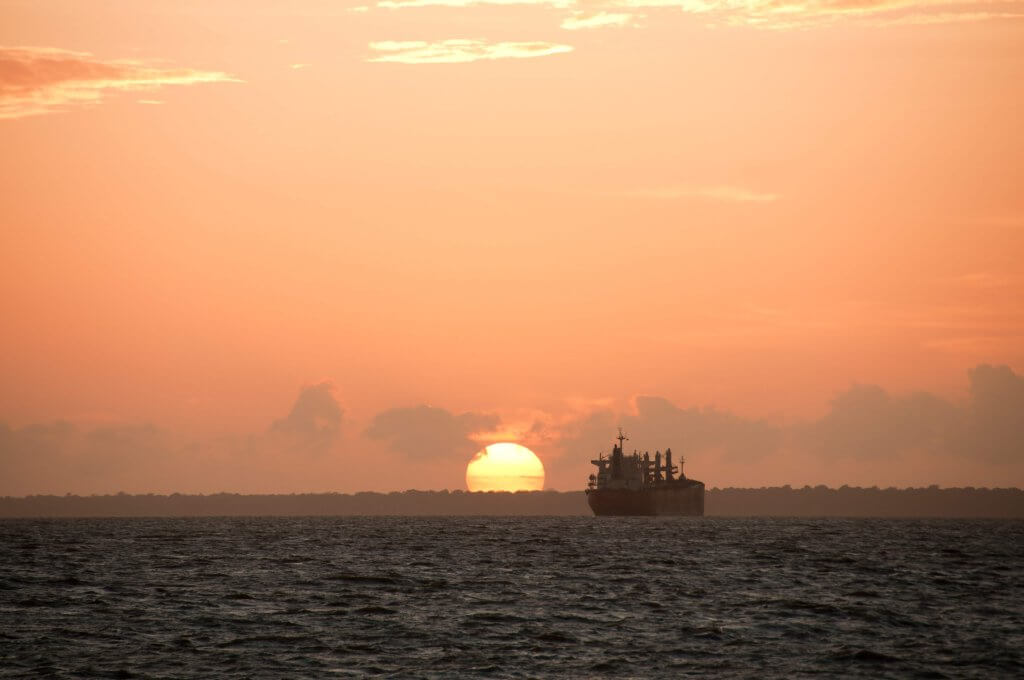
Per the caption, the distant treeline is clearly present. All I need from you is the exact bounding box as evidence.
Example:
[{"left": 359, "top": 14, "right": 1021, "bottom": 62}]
[
  {"left": 708, "top": 486, "right": 1024, "bottom": 518},
  {"left": 0, "top": 490, "right": 585, "bottom": 518},
  {"left": 1, "top": 486, "right": 1022, "bottom": 518}
]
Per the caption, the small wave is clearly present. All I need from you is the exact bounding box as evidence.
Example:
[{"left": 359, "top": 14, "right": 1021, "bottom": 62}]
[
  {"left": 325, "top": 573, "right": 403, "bottom": 585},
  {"left": 215, "top": 634, "right": 326, "bottom": 648},
  {"left": 462, "top": 611, "right": 530, "bottom": 624},
  {"left": 353, "top": 605, "right": 398, "bottom": 615},
  {"left": 834, "top": 648, "right": 902, "bottom": 663}
]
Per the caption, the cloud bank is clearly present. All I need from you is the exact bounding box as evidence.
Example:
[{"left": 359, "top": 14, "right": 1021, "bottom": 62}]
[
  {"left": 2, "top": 365, "right": 1021, "bottom": 495},
  {"left": 0, "top": 46, "right": 238, "bottom": 120},
  {"left": 555, "top": 364, "right": 1024, "bottom": 470},
  {"left": 0, "top": 383, "right": 347, "bottom": 496}
]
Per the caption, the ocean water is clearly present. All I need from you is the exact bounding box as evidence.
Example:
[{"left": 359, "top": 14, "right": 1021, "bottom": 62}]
[{"left": 1, "top": 517, "right": 1022, "bottom": 678}]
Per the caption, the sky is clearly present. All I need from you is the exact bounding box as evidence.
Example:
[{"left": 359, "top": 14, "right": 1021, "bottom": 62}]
[{"left": 1, "top": 0, "right": 1023, "bottom": 495}]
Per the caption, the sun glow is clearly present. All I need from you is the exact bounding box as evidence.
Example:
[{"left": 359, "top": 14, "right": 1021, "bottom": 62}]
[{"left": 465, "top": 443, "right": 545, "bottom": 492}]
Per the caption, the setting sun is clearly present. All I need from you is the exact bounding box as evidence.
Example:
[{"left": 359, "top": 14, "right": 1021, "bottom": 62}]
[{"left": 465, "top": 443, "right": 545, "bottom": 492}]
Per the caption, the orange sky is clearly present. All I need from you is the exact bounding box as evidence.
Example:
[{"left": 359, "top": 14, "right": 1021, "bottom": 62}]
[{"left": 2, "top": 0, "right": 1023, "bottom": 495}]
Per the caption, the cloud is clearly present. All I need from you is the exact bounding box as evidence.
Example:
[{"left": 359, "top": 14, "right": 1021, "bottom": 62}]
[
  {"left": 870, "top": 10, "right": 1024, "bottom": 26},
  {"left": 553, "top": 364, "right": 1024, "bottom": 469},
  {"left": 378, "top": 0, "right": 572, "bottom": 7},
  {"left": 609, "top": 0, "right": 1024, "bottom": 28},
  {"left": 270, "top": 382, "right": 344, "bottom": 455},
  {"left": 977, "top": 215, "right": 1024, "bottom": 230},
  {"left": 365, "top": 405, "right": 500, "bottom": 459},
  {"left": 950, "top": 272, "right": 1016, "bottom": 289},
  {"left": 0, "top": 383, "right": 348, "bottom": 495},
  {"left": 556, "top": 396, "right": 784, "bottom": 466},
  {"left": 4, "top": 367, "right": 1021, "bottom": 495},
  {"left": 623, "top": 185, "right": 780, "bottom": 203},
  {"left": 799, "top": 385, "right": 957, "bottom": 459},
  {"left": 561, "top": 11, "right": 638, "bottom": 29},
  {"left": 365, "top": 0, "right": 1023, "bottom": 29},
  {"left": 961, "top": 364, "right": 1024, "bottom": 463},
  {"left": 797, "top": 365, "right": 1024, "bottom": 464},
  {"left": 0, "top": 421, "right": 76, "bottom": 472},
  {"left": 922, "top": 335, "right": 1024, "bottom": 355},
  {"left": 83, "top": 423, "right": 169, "bottom": 458},
  {"left": 367, "top": 40, "right": 573, "bottom": 64},
  {"left": 632, "top": 396, "right": 784, "bottom": 462},
  {"left": 0, "top": 46, "right": 239, "bottom": 120},
  {"left": 0, "top": 420, "right": 182, "bottom": 495}
]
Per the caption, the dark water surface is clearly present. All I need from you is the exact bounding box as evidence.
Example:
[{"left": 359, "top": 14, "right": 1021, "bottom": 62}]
[{"left": 1, "top": 517, "right": 1022, "bottom": 678}]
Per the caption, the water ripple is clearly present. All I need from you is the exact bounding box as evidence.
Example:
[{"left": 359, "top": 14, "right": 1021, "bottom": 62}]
[{"left": 1, "top": 517, "right": 1021, "bottom": 678}]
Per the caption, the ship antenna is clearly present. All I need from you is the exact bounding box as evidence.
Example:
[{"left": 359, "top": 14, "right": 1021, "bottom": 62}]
[{"left": 617, "top": 427, "right": 628, "bottom": 451}]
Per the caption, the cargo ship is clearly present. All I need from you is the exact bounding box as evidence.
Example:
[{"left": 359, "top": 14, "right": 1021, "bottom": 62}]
[{"left": 586, "top": 429, "right": 704, "bottom": 516}]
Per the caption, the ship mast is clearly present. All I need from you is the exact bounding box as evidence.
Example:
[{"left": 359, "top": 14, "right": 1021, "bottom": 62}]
[{"left": 608, "top": 427, "right": 628, "bottom": 481}]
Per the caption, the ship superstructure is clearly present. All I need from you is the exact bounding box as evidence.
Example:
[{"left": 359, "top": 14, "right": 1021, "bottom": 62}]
[{"left": 585, "top": 429, "right": 704, "bottom": 516}]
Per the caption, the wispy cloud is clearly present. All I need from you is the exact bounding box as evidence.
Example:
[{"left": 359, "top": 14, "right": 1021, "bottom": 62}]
[
  {"left": 0, "top": 46, "right": 239, "bottom": 120},
  {"left": 378, "top": 0, "right": 572, "bottom": 7},
  {"left": 610, "top": 0, "right": 1024, "bottom": 28},
  {"left": 949, "top": 272, "right": 1016, "bottom": 289},
  {"left": 561, "top": 11, "right": 638, "bottom": 29},
  {"left": 366, "top": 0, "right": 1022, "bottom": 30},
  {"left": 613, "top": 0, "right": 711, "bottom": 8},
  {"left": 368, "top": 39, "right": 573, "bottom": 63},
  {"left": 368, "top": 0, "right": 1024, "bottom": 28},
  {"left": 922, "top": 335, "right": 1024, "bottom": 353},
  {"left": 623, "top": 185, "right": 780, "bottom": 203},
  {"left": 976, "top": 215, "right": 1024, "bottom": 229},
  {"left": 871, "top": 10, "right": 1024, "bottom": 25}
]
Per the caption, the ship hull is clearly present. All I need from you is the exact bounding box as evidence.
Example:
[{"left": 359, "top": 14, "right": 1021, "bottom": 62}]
[{"left": 586, "top": 483, "right": 705, "bottom": 516}]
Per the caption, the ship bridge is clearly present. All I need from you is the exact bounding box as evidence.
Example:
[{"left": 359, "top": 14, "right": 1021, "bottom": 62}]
[{"left": 588, "top": 428, "right": 685, "bottom": 492}]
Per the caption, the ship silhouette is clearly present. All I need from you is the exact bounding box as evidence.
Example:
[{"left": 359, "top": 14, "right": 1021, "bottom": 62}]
[{"left": 586, "top": 428, "right": 705, "bottom": 516}]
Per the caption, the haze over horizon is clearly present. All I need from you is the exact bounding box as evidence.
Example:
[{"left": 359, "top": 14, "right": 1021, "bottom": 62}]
[{"left": 2, "top": 1, "right": 1023, "bottom": 496}]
